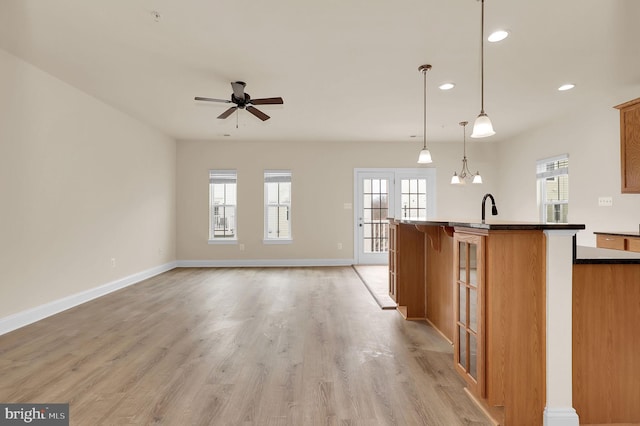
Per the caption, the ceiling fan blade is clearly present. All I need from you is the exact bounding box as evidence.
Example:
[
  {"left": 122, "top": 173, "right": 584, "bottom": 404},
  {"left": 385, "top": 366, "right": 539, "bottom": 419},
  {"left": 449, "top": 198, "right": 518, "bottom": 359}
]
[
  {"left": 231, "top": 81, "right": 246, "bottom": 101},
  {"left": 246, "top": 106, "right": 270, "bottom": 121},
  {"left": 217, "top": 107, "right": 237, "bottom": 119},
  {"left": 250, "top": 97, "right": 284, "bottom": 105},
  {"left": 195, "top": 96, "right": 231, "bottom": 103}
]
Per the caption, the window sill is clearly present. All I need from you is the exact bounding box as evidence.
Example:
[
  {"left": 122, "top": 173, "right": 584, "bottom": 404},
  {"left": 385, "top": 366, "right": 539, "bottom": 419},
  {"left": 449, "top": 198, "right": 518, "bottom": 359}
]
[
  {"left": 263, "top": 239, "right": 293, "bottom": 245},
  {"left": 208, "top": 239, "right": 238, "bottom": 245}
]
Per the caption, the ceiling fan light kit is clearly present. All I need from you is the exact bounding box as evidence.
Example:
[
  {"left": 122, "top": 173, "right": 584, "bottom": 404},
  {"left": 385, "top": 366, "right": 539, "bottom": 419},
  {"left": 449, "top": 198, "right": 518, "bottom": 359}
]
[
  {"left": 195, "top": 81, "right": 283, "bottom": 122},
  {"left": 417, "top": 64, "right": 433, "bottom": 164}
]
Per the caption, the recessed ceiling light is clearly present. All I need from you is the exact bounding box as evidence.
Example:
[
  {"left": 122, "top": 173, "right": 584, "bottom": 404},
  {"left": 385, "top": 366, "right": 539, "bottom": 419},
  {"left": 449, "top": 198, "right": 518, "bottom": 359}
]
[
  {"left": 488, "top": 30, "right": 509, "bottom": 42},
  {"left": 558, "top": 84, "right": 576, "bottom": 91},
  {"left": 439, "top": 82, "right": 455, "bottom": 91}
]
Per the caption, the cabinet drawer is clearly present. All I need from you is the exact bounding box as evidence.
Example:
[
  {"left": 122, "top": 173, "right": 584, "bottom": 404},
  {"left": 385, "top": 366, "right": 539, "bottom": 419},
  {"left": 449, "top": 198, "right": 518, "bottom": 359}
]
[
  {"left": 626, "top": 237, "right": 640, "bottom": 253},
  {"left": 596, "top": 234, "right": 626, "bottom": 250}
]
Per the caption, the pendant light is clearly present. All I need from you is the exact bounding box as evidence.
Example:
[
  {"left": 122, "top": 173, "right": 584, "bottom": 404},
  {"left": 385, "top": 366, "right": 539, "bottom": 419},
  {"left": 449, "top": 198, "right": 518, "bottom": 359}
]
[
  {"left": 470, "top": 0, "right": 495, "bottom": 138},
  {"left": 451, "top": 121, "right": 482, "bottom": 184},
  {"left": 417, "top": 64, "right": 433, "bottom": 163}
]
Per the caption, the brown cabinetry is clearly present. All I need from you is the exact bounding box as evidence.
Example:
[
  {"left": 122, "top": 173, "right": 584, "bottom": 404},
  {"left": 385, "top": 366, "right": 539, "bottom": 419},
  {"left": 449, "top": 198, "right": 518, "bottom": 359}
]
[
  {"left": 596, "top": 234, "right": 626, "bottom": 250},
  {"left": 453, "top": 232, "right": 485, "bottom": 397},
  {"left": 573, "top": 263, "right": 640, "bottom": 424},
  {"left": 615, "top": 97, "right": 640, "bottom": 193},
  {"left": 393, "top": 223, "right": 426, "bottom": 319},
  {"left": 627, "top": 237, "right": 640, "bottom": 252},
  {"left": 388, "top": 220, "right": 397, "bottom": 301},
  {"left": 453, "top": 228, "right": 546, "bottom": 426},
  {"left": 595, "top": 232, "right": 640, "bottom": 252}
]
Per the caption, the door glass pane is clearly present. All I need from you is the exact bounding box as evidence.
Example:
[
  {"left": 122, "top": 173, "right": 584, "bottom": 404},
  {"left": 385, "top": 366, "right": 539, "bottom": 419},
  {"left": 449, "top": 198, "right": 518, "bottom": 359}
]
[
  {"left": 380, "top": 194, "right": 388, "bottom": 209},
  {"left": 418, "top": 179, "right": 426, "bottom": 193},
  {"left": 372, "top": 179, "right": 380, "bottom": 193},
  {"left": 470, "top": 333, "right": 478, "bottom": 379},
  {"left": 469, "top": 243, "right": 477, "bottom": 285},
  {"left": 399, "top": 178, "right": 428, "bottom": 219},
  {"left": 409, "top": 179, "right": 417, "bottom": 193},
  {"left": 459, "top": 242, "right": 467, "bottom": 281},
  {"left": 363, "top": 194, "right": 372, "bottom": 209},
  {"left": 469, "top": 288, "right": 477, "bottom": 332},
  {"left": 401, "top": 194, "right": 410, "bottom": 217},
  {"left": 362, "top": 178, "right": 389, "bottom": 254},
  {"left": 372, "top": 194, "right": 380, "bottom": 209},
  {"left": 459, "top": 283, "right": 467, "bottom": 325},
  {"left": 459, "top": 327, "right": 467, "bottom": 369}
]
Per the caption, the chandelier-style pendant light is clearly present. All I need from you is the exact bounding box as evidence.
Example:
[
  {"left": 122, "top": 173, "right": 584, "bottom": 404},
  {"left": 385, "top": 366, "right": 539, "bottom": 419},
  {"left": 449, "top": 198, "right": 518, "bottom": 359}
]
[
  {"left": 417, "top": 64, "right": 433, "bottom": 163},
  {"left": 470, "top": 0, "right": 496, "bottom": 138},
  {"left": 451, "top": 121, "right": 482, "bottom": 184}
]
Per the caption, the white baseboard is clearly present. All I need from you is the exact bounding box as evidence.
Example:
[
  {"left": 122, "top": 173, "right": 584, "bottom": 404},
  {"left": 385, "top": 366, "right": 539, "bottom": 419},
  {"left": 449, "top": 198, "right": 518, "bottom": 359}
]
[
  {"left": 176, "top": 258, "right": 355, "bottom": 267},
  {"left": 543, "top": 407, "right": 579, "bottom": 426},
  {"left": 0, "top": 261, "right": 177, "bottom": 336}
]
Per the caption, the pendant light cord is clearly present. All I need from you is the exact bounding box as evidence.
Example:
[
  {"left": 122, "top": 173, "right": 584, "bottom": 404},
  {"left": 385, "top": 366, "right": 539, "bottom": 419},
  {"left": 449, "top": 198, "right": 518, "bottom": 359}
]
[
  {"left": 480, "top": 0, "right": 485, "bottom": 114},
  {"left": 423, "top": 68, "right": 427, "bottom": 150},
  {"left": 463, "top": 122, "right": 467, "bottom": 158}
]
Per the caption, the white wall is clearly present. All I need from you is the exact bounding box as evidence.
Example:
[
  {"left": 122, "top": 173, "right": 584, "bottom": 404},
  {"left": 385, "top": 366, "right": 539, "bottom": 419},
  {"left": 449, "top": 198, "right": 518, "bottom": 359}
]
[
  {"left": 0, "top": 49, "right": 177, "bottom": 318},
  {"left": 176, "top": 139, "right": 499, "bottom": 262},
  {"left": 497, "top": 97, "right": 640, "bottom": 246}
]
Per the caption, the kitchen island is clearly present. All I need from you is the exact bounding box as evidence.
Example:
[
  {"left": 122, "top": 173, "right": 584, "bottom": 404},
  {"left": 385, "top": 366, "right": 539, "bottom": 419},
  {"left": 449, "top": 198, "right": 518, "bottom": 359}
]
[
  {"left": 572, "top": 244, "right": 640, "bottom": 425},
  {"left": 389, "top": 219, "right": 585, "bottom": 426}
]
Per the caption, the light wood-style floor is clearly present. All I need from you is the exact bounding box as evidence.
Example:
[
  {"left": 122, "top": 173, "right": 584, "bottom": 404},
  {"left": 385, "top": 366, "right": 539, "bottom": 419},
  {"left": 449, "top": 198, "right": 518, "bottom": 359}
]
[
  {"left": 0, "top": 267, "right": 491, "bottom": 425},
  {"left": 352, "top": 265, "right": 397, "bottom": 309}
]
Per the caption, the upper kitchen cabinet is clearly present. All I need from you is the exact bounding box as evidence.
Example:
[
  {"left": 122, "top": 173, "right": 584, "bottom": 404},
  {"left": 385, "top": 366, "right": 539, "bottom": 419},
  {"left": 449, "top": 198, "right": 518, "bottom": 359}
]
[{"left": 615, "top": 97, "right": 640, "bottom": 193}]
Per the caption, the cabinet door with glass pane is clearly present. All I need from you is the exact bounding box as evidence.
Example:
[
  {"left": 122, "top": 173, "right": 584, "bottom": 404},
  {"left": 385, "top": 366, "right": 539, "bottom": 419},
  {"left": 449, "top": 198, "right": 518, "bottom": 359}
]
[{"left": 453, "top": 232, "right": 485, "bottom": 397}]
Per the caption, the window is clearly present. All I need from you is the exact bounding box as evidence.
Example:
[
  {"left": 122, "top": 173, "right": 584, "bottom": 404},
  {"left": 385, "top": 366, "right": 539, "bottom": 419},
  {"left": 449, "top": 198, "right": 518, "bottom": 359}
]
[
  {"left": 209, "top": 170, "right": 237, "bottom": 242},
  {"left": 264, "top": 171, "right": 292, "bottom": 241},
  {"left": 400, "top": 178, "right": 427, "bottom": 219},
  {"left": 537, "top": 155, "right": 569, "bottom": 223}
]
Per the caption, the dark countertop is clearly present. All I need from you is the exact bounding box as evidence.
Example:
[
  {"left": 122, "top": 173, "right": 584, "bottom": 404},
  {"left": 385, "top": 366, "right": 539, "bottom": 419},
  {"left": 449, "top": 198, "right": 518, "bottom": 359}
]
[
  {"left": 393, "top": 218, "right": 640, "bottom": 264},
  {"left": 393, "top": 218, "right": 585, "bottom": 231},
  {"left": 574, "top": 245, "right": 640, "bottom": 264},
  {"left": 594, "top": 230, "right": 640, "bottom": 238}
]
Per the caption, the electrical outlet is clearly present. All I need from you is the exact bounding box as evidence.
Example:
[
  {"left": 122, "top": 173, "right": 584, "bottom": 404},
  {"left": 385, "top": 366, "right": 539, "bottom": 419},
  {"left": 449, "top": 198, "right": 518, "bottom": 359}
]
[
  {"left": 239, "top": 244, "right": 245, "bottom": 251},
  {"left": 343, "top": 203, "right": 352, "bottom": 210},
  {"left": 337, "top": 243, "right": 343, "bottom": 250},
  {"left": 598, "top": 196, "right": 613, "bottom": 207},
  {"left": 110, "top": 258, "right": 116, "bottom": 268}
]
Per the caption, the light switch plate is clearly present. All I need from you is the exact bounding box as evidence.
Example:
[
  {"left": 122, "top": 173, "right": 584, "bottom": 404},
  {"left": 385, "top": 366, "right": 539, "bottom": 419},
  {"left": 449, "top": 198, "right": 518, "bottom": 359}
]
[{"left": 598, "top": 196, "right": 613, "bottom": 207}]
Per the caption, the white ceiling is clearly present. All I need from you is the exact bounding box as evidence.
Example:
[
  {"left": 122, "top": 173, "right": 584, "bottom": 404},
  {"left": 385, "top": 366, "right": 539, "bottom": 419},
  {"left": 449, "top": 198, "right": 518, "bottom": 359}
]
[{"left": 1, "top": 0, "right": 639, "bottom": 144}]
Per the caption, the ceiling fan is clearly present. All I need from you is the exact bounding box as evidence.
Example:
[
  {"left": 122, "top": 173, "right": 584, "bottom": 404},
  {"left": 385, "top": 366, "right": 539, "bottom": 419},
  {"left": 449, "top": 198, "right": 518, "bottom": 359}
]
[{"left": 194, "top": 81, "right": 284, "bottom": 121}]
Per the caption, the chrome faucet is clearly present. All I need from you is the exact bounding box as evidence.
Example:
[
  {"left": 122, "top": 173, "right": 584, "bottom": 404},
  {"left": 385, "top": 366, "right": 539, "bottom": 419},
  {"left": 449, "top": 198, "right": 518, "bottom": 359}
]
[{"left": 481, "top": 193, "right": 498, "bottom": 223}]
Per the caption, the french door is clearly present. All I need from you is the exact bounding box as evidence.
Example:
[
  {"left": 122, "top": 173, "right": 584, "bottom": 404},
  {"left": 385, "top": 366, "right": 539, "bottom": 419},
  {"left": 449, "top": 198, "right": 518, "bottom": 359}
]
[
  {"left": 354, "top": 168, "right": 436, "bottom": 265},
  {"left": 355, "top": 171, "right": 395, "bottom": 264}
]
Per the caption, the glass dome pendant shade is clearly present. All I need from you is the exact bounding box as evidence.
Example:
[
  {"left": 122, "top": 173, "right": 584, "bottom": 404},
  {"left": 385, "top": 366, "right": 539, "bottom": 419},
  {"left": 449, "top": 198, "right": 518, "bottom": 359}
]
[
  {"left": 418, "top": 148, "right": 432, "bottom": 164},
  {"left": 471, "top": 112, "right": 495, "bottom": 138}
]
